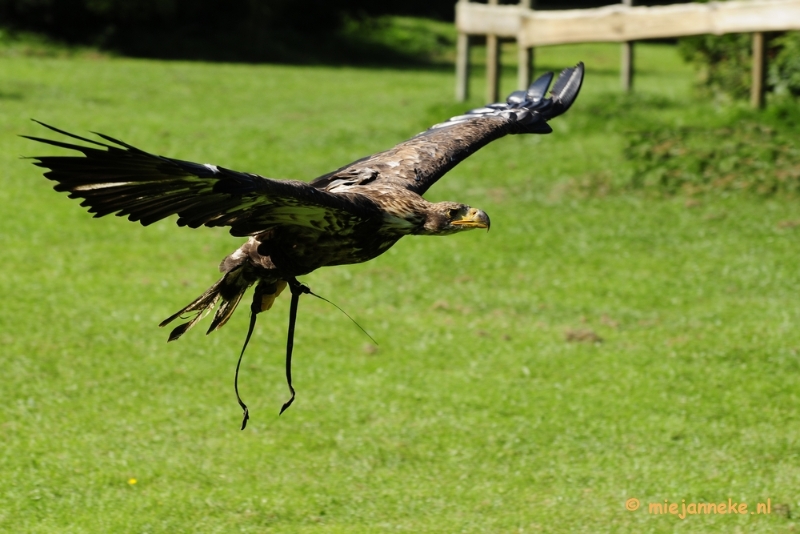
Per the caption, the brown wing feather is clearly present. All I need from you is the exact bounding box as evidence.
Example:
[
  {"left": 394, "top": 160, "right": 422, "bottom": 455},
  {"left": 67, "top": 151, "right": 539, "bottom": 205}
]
[
  {"left": 320, "top": 115, "right": 515, "bottom": 196},
  {"left": 24, "top": 121, "right": 383, "bottom": 237},
  {"left": 310, "top": 62, "right": 584, "bottom": 196}
]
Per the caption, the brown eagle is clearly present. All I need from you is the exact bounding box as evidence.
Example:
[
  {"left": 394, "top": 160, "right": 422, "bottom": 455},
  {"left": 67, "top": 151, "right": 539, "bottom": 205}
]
[{"left": 25, "top": 63, "right": 584, "bottom": 427}]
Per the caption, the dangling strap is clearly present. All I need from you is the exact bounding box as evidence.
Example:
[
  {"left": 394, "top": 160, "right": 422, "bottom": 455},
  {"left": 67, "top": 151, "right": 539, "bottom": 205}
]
[
  {"left": 280, "top": 278, "right": 310, "bottom": 415},
  {"left": 234, "top": 283, "right": 267, "bottom": 430},
  {"left": 234, "top": 277, "right": 375, "bottom": 426}
]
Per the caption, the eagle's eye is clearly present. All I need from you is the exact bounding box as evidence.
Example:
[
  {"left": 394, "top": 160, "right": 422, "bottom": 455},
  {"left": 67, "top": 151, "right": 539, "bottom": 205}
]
[{"left": 448, "top": 207, "right": 463, "bottom": 219}]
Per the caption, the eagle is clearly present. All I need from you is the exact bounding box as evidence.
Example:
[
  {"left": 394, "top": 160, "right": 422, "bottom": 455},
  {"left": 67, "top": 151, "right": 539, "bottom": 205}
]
[{"left": 25, "top": 63, "right": 584, "bottom": 428}]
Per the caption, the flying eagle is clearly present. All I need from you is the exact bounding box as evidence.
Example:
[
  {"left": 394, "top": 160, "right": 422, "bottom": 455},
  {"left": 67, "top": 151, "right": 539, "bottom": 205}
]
[{"left": 25, "top": 63, "right": 584, "bottom": 428}]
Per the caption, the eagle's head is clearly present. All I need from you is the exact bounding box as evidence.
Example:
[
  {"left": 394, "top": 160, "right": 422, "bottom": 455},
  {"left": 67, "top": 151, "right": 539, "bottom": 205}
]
[{"left": 421, "top": 201, "right": 490, "bottom": 236}]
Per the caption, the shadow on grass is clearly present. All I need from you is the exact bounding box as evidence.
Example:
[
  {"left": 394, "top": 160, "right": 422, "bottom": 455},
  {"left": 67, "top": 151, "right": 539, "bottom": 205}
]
[{"left": 1, "top": 17, "right": 459, "bottom": 71}]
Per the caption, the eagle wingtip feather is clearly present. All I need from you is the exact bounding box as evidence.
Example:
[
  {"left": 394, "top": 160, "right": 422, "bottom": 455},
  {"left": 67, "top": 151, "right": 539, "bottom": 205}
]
[{"left": 548, "top": 62, "right": 585, "bottom": 116}]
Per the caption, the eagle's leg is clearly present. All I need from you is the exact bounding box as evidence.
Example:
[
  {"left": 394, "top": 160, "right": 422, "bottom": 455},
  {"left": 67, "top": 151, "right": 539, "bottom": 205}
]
[{"left": 280, "top": 277, "right": 311, "bottom": 415}]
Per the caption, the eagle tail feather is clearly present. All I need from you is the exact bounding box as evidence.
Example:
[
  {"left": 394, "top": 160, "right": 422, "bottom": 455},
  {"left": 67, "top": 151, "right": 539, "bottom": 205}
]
[
  {"left": 206, "top": 288, "right": 247, "bottom": 333},
  {"left": 159, "top": 267, "right": 255, "bottom": 341}
]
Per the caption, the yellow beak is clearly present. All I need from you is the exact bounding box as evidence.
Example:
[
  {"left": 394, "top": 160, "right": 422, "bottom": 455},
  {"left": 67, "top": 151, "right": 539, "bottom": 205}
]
[{"left": 450, "top": 208, "right": 491, "bottom": 230}]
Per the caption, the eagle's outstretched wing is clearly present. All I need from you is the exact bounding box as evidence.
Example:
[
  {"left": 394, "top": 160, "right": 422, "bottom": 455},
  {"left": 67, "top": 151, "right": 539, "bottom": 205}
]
[
  {"left": 310, "top": 62, "right": 584, "bottom": 196},
  {"left": 23, "top": 122, "right": 383, "bottom": 237},
  {"left": 25, "top": 62, "right": 582, "bottom": 237}
]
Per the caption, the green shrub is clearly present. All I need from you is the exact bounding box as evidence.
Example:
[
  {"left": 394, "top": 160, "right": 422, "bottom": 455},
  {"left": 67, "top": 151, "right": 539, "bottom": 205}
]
[
  {"left": 678, "top": 33, "right": 754, "bottom": 101},
  {"left": 679, "top": 30, "right": 800, "bottom": 102},
  {"left": 624, "top": 119, "right": 800, "bottom": 196},
  {"left": 768, "top": 32, "right": 800, "bottom": 97}
]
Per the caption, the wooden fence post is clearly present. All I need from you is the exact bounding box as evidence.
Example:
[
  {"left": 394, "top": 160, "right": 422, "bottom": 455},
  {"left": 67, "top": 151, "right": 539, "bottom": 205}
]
[
  {"left": 517, "top": 0, "right": 534, "bottom": 90},
  {"left": 456, "top": 34, "right": 471, "bottom": 102},
  {"left": 621, "top": 0, "right": 634, "bottom": 91},
  {"left": 455, "top": 0, "right": 471, "bottom": 102},
  {"left": 751, "top": 32, "right": 766, "bottom": 109},
  {"left": 486, "top": 0, "right": 501, "bottom": 103}
]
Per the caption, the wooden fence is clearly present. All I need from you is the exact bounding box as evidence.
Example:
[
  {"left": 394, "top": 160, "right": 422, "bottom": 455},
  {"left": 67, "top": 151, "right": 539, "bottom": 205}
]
[{"left": 455, "top": 0, "right": 800, "bottom": 107}]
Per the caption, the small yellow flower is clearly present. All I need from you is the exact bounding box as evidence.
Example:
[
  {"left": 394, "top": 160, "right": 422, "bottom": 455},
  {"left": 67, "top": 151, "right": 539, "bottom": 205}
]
[{"left": 128, "top": 478, "right": 137, "bottom": 485}]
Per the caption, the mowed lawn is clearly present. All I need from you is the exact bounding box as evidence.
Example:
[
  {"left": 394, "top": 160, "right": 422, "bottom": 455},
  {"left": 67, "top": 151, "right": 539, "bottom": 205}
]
[{"left": 1, "top": 42, "right": 799, "bottom": 533}]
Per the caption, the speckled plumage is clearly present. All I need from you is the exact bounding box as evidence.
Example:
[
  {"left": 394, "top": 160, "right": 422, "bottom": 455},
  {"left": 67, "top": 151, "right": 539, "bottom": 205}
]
[{"left": 25, "top": 63, "right": 583, "bottom": 422}]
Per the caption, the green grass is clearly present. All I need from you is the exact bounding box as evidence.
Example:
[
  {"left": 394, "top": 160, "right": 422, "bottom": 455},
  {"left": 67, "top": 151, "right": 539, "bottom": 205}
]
[{"left": 1, "top": 38, "right": 799, "bottom": 533}]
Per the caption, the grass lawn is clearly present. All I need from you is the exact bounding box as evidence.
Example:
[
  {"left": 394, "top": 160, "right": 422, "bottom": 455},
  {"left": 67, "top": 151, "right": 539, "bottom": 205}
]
[{"left": 1, "top": 37, "right": 799, "bottom": 533}]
